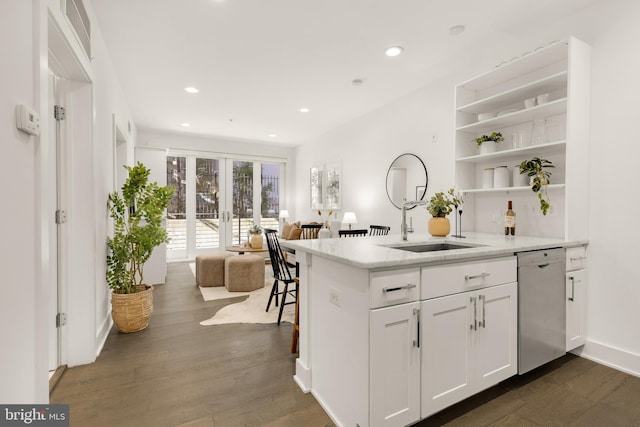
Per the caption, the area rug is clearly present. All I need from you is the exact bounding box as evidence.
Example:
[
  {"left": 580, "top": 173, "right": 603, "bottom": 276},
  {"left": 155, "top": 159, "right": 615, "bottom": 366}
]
[
  {"left": 189, "top": 262, "right": 294, "bottom": 325},
  {"left": 199, "top": 286, "right": 295, "bottom": 325}
]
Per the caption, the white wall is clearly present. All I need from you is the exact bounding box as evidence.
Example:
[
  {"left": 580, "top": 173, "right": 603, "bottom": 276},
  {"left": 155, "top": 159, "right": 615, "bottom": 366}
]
[
  {"left": 88, "top": 0, "right": 138, "bottom": 361},
  {"left": 0, "top": 0, "right": 41, "bottom": 404},
  {"left": 294, "top": 0, "right": 640, "bottom": 375},
  {"left": 0, "top": 0, "right": 137, "bottom": 403}
]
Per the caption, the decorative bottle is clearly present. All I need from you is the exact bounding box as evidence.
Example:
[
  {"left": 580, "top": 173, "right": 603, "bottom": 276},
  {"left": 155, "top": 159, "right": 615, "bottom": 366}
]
[{"left": 504, "top": 200, "right": 516, "bottom": 236}]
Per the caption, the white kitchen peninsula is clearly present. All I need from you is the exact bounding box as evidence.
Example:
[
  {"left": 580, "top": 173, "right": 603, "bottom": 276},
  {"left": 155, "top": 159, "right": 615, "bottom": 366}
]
[{"left": 282, "top": 233, "right": 587, "bottom": 427}]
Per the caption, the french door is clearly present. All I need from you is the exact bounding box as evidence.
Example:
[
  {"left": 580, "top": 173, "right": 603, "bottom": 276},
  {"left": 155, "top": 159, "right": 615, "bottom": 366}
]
[{"left": 166, "top": 154, "right": 283, "bottom": 260}]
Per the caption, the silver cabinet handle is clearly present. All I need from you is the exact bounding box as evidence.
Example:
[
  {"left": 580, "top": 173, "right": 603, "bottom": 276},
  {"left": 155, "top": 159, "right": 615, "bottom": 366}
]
[
  {"left": 568, "top": 276, "right": 575, "bottom": 301},
  {"left": 382, "top": 283, "right": 416, "bottom": 293},
  {"left": 465, "top": 272, "right": 490, "bottom": 281},
  {"left": 478, "top": 294, "right": 486, "bottom": 328},
  {"left": 570, "top": 256, "right": 587, "bottom": 262},
  {"left": 413, "top": 308, "right": 421, "bottom": 348},
  {"left": 471, "top": 296, "right": 477, "bottom": 331}
]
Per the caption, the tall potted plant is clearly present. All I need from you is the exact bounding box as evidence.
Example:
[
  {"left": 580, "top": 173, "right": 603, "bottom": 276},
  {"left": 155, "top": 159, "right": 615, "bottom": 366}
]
[
  {"left": 426, "top": 188, "right": 462, "bottom": 236},
  {"left": 107, "top": 162, "right": 174, "bottom": 333}
]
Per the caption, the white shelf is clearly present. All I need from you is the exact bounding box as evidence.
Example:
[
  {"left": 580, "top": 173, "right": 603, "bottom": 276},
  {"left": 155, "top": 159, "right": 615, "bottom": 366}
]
[
  {"left": 457, "top": 71, "right": 568, "bottom": 114},
  {"left": 456, "top": 141, "right": 566, "bottom": 163},
  {"left": 457, "top": 98, "right": 567, "bottom": 133},
  {"left": 461, "top": 184, "right": 565, "bottom": 194}
]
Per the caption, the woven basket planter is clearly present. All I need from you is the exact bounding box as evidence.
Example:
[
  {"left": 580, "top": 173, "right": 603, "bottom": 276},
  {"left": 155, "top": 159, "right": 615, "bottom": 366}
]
[{"left": 111, "top": 285, "right": 154, "bottom": 333}]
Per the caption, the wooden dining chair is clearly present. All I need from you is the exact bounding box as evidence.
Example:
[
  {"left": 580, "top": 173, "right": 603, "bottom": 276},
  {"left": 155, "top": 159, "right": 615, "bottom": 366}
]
[
  {"left": 301, "top": 223, "right": 322, "bottom": 239},
  {"left": 264, "top": 228, "right": 297, "bottom": 325},
  {"left": 338, "top": 229, "right": 368, "bottom": 237},
  {"left": 369, "top": 225, "right": 391, "bottom": 236}
]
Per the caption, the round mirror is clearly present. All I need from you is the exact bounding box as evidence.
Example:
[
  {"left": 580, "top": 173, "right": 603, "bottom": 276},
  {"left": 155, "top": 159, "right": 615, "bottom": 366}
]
[{"left": 385, "top": 153, "right": 428, "bottom": 209}]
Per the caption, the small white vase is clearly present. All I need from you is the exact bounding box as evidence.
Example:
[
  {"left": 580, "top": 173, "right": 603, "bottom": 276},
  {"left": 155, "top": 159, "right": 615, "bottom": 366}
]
[
  {"left": 318, "top": 228, "right": 331, "bottom": 239},
  {"left": 479, "top": 141, "right": 496, "bottom": 155}
]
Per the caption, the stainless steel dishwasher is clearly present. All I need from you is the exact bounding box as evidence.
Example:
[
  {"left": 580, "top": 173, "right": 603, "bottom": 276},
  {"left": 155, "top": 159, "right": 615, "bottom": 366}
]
[{"left": 517, "top": 248, "right": 566, "bottom": 374}]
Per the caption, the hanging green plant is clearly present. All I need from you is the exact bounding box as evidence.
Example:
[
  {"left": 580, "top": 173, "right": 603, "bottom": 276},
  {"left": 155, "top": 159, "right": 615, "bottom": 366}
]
[{"left": 518, "top": 157, "right": 555, "bottom": 215}]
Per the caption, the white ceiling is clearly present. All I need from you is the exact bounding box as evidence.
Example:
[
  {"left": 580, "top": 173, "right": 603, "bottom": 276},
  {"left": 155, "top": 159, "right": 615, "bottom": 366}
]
[{"left": 90, "top": 0, "right": 596, "bottom": 146}]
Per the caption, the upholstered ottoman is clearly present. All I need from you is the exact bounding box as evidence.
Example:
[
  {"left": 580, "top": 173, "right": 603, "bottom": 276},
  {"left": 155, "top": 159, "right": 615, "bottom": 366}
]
[
  {"left": 224, "top": 255, "right": 265, "bottom": 292},
  {"left": 196, "top": 253, "right": 233, "bottom": 287}
]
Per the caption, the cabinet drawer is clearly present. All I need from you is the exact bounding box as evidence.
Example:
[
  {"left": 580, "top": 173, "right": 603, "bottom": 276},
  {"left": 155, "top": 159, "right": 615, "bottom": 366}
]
[
  {"left": 421, "top": 257, "right": 517, "bottom": 300},
  {"left": 566, "top": 246, "right": 587, "bottom": 271},
  {"left": 370, "top": 268, "right": 420, "bottom": 308}
]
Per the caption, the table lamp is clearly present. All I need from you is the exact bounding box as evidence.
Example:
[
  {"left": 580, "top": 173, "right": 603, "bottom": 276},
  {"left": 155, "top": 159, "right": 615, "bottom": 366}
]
[{"left": 342, "top": 212, "right": 357, "bottom": 230}]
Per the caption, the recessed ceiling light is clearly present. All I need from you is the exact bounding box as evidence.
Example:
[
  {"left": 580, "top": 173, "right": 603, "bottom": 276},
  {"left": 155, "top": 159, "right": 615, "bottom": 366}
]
[
  {"left": 180, "top": 123, "right": 191, "bottom": 127},
  {"left": 448, "top": 25, "right": 465, "bottom": 36},
  {"left": 184, "top": 87, "right": 199, "bottom": 94},
  {"left": 385, "top": 46, "right": 403, "bottom": 57},
  {"left": 300, "top": 107, "right": 310, "bottom": 113},
  {"left": 268, "top": 134, "right": 277, "bottom": 138}
]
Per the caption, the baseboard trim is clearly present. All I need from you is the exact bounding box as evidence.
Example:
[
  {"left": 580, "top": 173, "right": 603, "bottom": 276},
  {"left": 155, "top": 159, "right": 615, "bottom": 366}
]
[
  {"left": 311, "top": 389, "right": 344, "bottom": 427},
  {"left": 294, "top": 358, "right": 311, "bottom": 393},
  {"left": 95, "top": 314, "right": 113, "bottom": 358},
  {"left": 573, "top": 339, "right": 640, "bottom": 378}
]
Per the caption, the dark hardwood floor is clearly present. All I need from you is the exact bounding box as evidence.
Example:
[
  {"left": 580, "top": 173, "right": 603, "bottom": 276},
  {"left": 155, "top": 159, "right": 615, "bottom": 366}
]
[{"left": 51, "top": 262, "right": 640, "bottom": 426}]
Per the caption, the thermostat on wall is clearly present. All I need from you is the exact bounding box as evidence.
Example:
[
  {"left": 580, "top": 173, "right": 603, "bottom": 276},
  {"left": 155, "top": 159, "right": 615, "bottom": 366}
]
[{"left": 16, "top": 104, "right": 40, "bottom": 136}]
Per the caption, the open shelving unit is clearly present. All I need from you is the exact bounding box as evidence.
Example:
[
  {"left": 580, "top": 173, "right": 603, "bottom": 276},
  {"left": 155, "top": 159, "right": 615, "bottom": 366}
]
[{"left": 454, "top": 37, "right": 590, "bottom": 239}]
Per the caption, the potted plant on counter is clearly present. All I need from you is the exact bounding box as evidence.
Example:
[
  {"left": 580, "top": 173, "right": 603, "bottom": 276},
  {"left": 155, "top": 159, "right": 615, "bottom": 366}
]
[
  {"left": 518, "top": 157, "right": 555, "bottom": 215},
  {"left": 107, "top": 162, "right": 174, "bottom": 333},
  {"left": 474, "top": 132, "right": 504, "bottom": 155},
  {"left": 426, "top": 188, "right": 462, "bottom": 236}
]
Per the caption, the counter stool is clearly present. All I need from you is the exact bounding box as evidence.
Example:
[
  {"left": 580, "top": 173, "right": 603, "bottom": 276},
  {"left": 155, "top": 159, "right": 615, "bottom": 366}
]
[
  {"left": 224, "top": 254, "right": 265, "bottom": 292},
  {"left": 196, "top": 253, "right": 233, "bottom": 287}
]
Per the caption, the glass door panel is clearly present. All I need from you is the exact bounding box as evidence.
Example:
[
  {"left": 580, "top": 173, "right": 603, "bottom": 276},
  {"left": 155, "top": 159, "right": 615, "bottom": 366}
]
[
  {"left": 260, "top": 162, "right": 281, "bottom": 233},
  {"left": 232, "top": 161, "right": 254, "bottom": 245},
  {"left": 195, "top": 158, "right": 221, "bottom": 251},
  {"left": 166, "top": 156, "right": 187, "bottom": 259}
]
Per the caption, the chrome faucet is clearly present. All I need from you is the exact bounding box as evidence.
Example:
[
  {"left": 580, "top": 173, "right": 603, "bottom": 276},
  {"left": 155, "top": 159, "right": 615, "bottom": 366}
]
[{"left": 401, "top": 200, "right": 429, "bottom": 241}]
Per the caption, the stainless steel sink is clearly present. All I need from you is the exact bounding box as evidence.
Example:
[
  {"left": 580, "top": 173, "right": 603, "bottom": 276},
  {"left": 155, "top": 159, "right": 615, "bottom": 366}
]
[{"left": 386, "top": 242, "right": 485, "bottom": 253}]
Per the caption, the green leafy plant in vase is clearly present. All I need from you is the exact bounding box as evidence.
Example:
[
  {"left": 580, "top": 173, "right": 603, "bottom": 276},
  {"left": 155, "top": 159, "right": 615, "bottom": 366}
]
[
  {"left": 107, "top": 162, "right": 174, "bottom": 332},
  {"left": 426, "top": 188, "right": 463, "bottom": 236},
  {"left": 518, "top": 157, "right": 555, "bottom": 215},
  {"left": 474, "top": 132, "right": 504, "bottom": 155},
  {"left": 248, "top": 223, "right": 264, "bottom": 248}
]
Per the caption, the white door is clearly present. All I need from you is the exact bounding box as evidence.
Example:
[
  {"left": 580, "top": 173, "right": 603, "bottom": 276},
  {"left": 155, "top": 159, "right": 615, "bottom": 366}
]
[
  {"left": 474, "top": 283, "right": 518, "bottom": 391},
  {"left": 166, "top": 156, "right": 283, "bottom": 260},
  {"left": 566, "top": 270, "right": 586, "bottom": 351},
  {"left": 370, "top": 302, "right": 420, "bottom": 427},
  {"left": 48, "top": 73, "right": 67, "bottom": 372},
  {"left": 421, "top": 292, "right": 474, "bottom": 418}
]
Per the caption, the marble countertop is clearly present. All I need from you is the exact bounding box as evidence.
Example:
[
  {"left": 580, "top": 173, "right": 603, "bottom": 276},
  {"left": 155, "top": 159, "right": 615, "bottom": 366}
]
[{"left": 280, "top": 232, "right": 588, "bottom": 270}]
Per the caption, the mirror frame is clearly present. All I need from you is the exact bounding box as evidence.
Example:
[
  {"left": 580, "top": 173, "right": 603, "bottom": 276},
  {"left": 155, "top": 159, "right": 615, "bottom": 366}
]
[{"left": 385, "top": 153, "right": 429, "bottom": 210}]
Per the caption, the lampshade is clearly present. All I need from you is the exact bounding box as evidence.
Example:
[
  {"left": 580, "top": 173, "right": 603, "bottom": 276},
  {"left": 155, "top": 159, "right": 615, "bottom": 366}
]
[
  {"left": 342, "top": 212, "right": 357, "bottom": 229},
  {"left": 278, "top": 210, "right": 290, "bottom": 219}
]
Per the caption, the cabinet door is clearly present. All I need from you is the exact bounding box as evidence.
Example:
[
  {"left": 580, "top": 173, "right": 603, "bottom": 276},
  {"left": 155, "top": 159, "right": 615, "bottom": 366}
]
[
  {"left": 474, "top": 282, "right": 518, "bottom": 391},
  {"left": 566, "top": 270, "right": 586, "bottom": 351},
  {"left": 370, "top": 302, "right": 420, "bottom": 427},
  {"left": 421, "top": 293, "right": 474, "bottom": 418}
]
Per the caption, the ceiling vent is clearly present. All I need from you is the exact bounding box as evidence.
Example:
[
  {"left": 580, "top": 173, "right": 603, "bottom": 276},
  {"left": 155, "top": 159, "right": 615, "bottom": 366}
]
[{"left": 65, "top": 0, "right": 91, "bottom": 58}]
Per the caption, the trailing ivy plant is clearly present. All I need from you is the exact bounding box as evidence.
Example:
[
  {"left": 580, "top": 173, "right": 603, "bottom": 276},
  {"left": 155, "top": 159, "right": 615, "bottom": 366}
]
[
  {"left": 518, "top": 157, "right": 555, "bottom": 215},
  {"left": 107, "top": 162, "right": 174, "bottom": 294}
]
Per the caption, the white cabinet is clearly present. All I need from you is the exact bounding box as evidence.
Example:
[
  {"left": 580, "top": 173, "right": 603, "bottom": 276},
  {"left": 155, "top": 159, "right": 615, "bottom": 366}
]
[
  {"left": 566, "top": 246, "right": 587, "bottom": 351},
  {"left": 370, "top": 302, "right": 421, "bottom": 427},
  {"left": 454, "top": 37, "right": 590, "bottom": 240},
  {"left": 421, "top": 282, "right": 517, "bottom": 417}
]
